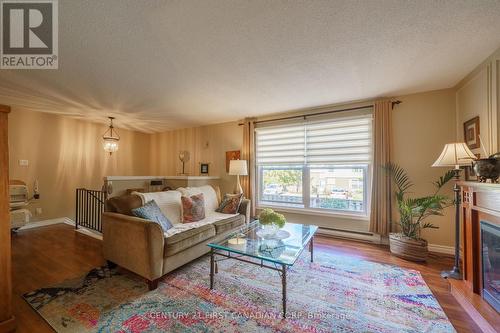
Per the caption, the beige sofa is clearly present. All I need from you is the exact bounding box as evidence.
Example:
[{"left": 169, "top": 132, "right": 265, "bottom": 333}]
[{"left": 102, "top": 185, "right": 250, "bottom": 290}]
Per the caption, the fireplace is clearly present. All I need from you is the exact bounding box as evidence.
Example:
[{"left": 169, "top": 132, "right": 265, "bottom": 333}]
[{"left": 481, "top": 221, "right": 500, "bottom": 312}]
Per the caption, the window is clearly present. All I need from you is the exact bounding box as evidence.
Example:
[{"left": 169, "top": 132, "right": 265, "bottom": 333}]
[
  {"left": 260, "top": 166, "right": 303, "bottom": 207},
  {"left": 256, "top": 109, "right": 372, "bottom": 216},
  {"left": 309, "top": 166, "right": 367, "bottom": 212}
]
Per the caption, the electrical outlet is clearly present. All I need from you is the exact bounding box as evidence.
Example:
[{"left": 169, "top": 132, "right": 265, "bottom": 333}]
[
  {"left": 36, "top": 208, "right": 43, "bottom": 215},
  {"left": 19, "top": 159, "right": 29, "bottom": 166}
]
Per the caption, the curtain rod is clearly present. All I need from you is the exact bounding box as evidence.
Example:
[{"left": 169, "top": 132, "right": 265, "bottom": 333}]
[{"left": 239, "top": 100, "right": 402, "bottom": 126}]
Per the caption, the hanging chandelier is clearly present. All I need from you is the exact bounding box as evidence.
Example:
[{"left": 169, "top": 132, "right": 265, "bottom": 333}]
[{"left": 102, "top": 116, "right": 120, "bottom": 155}]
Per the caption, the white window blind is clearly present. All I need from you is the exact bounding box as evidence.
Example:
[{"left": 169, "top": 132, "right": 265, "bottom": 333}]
[
  {"left": 255, "top": 124, "right": 305, "bottom": 165},
  {"left": 256, "top": 112, "right": 372, "bottom": 166}
]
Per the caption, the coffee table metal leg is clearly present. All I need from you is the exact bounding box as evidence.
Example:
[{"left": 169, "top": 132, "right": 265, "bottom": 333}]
[
  {"left": 210, "top": 249, "right": 215, "bottom": 289},
  {"left": 282, "top": 265, "right": 287, "bottom": 318},
  {"left": 309, "top": 236, "right": 314, "bottom": 263}
]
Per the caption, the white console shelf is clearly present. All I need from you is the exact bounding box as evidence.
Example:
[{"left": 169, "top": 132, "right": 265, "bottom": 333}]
[
  {"left": 103, "top": 175, "right": 221, "bottom": 197},
  {"left": 104, "top": 175, "right": 220, "bottom": 181}
]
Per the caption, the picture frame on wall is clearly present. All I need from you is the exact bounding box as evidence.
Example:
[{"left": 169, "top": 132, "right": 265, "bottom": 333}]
[
  {"left": 200, "top": 163, "right": 209, "bottom": 175},
  {"left": 225, "top": 150, "right": 240, "bottom": 172},
  {"left": 463, "top": 116, "right": 480, "bottom": 149}
]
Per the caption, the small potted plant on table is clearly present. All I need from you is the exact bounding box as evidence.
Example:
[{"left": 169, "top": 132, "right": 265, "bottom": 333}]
[
  {"left": 258, "top": 208, "right": 286, "bottom": 237},
  {"left": 386, "top": 163, "right": 454, "bottom": 262}
]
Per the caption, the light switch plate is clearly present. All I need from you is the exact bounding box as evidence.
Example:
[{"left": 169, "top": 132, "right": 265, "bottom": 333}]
[{"left": 19, "top": 159, "right": 29, "bottom": 166}]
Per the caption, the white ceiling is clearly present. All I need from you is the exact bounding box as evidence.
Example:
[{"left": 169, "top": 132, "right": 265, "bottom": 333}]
[{"left": 1, "top": 0, "right": 500, "bottom": 132}]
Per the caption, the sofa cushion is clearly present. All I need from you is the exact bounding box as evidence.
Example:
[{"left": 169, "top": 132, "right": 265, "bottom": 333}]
[
  {"left": 181, "top": 193, "right": 205, "bottom": 222},
  {"left": 105, "top": 194, "right": 143, "bottom": 216},
  {"left": 131, "top": 200, "right": 173, "bottom": 232},
  {"left": 177, "top": 185, "right": 219, "bottom": 213},
  {"left": 213, "top": 214, "right": 245, "bottom": 234},
  {"left": 216, "top": 193, "right": 243, "bottom": 214},
  {"left": 136, "top": 191, "right": 182, "bottom": 224},
  {"left": 163, "top": 212, "right": 238, "bottom": 238},
  {"left": 164, "top": 224, "right": 215, "bottom": 257}
]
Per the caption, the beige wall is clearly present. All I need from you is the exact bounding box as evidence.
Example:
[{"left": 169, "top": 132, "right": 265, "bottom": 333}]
[
  {"left": 393, "top": 89, "right": 457, "bottom": 247},
  {"left": 10, "top": 61, "right": 495, "bottom": 249},
  {"left": 7, "top": 93, "right": 460, "bottom": 247},
  {"left": 149, "top": 121, "right": 242, "bottom": 195},
  {"left": 8, "top": 92, "right": 459, "bottom": 247},
  {"left": 8, "top": 108, "right": 150, "bottom": 221},
  {"left": 456, "top": 47, "right": 500, "bottom": 155}
]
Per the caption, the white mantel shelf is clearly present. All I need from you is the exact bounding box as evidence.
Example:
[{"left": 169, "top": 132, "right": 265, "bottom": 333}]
[
  {"left": 104, "top": 175, "right": 220, "bottom": 181},
  {"left": 164, "top": 176, "right": 220, "bottom": 180}
]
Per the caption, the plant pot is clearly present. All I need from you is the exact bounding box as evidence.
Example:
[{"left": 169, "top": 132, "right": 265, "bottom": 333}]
[{"left": 389, "top": 233, "right": 428, "bottom": 262}]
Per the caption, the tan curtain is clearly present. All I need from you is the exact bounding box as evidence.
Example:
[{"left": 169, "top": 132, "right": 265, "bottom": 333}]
[
  {"left": 241, "top": 118, "right": 256, "bottom": 217},
  {"left": 369, "top": 100, "right": 392, "bottom": 236}
]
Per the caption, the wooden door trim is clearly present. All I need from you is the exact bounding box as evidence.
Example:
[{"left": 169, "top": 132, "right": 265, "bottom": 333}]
[{"left": 0, "top": 105, "right": 10, "bottom": 114}]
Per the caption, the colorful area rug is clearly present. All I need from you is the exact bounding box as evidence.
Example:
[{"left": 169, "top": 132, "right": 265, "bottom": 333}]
[{"left": 24, "top": 251, "right": 456, "bottom": 332}]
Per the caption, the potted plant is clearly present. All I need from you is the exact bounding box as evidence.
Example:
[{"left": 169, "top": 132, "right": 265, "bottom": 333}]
[
  {"left": 385, "top": 163, "right": 454, "bottom": 262},
  {"left": 258, "top": 208, "right": 286, "bottom": 237}
]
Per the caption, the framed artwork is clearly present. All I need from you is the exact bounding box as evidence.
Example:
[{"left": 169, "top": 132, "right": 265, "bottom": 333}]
[
  {"left": 200, "top": 163, "right": 209, "bottom": 175},
  {"left": 463, "top": 116, "right": 480, "bottom": 149},
  {"left": 226, "top": 150, "right": 240, "bottom": 172},
  {"left": 464, "top": 153, "right": 480, "bottom": 181},
  {"left": 464, "top": 166, "right": 477, "bottom": 181}
]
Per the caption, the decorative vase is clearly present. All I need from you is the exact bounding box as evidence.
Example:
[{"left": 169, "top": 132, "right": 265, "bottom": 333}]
[
  {"left": 258, "top": 223, "right": 279, "bottom": 239},
  {"left": 389, "top": 233, "right": 428, "bottom": 262},
  {"left": 472, "top": 157, "right": 500, "bottom": 183}
]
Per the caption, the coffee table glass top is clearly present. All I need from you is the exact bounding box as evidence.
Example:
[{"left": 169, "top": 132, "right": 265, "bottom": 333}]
[{"left": 208, "top": 221, "right": 318, "bottom": 266}]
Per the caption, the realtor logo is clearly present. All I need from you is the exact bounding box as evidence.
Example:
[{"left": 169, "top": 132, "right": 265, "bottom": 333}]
[{"left": 1, "top": 0, "right": 58, "bottom": 69}]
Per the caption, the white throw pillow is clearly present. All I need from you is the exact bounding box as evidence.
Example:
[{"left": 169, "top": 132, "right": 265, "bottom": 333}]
[{"left": 136, "top": 191, "right": 182, "bottom": 224}]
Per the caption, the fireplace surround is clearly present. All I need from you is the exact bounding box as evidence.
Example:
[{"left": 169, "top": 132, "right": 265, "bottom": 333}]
[
  {"left": 449, "top": 182, "right": 500, "bottom": 332},
  {"left": 481, "top": 221, "right": 500, "bottom": 312}
]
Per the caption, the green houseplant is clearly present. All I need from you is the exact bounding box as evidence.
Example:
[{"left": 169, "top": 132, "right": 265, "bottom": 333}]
[
  {"left": 385, "top": 163, "right": 454, "bottom": 262},
  {"left": 259, "top": 208, "right": 286, "bottom": 228}
]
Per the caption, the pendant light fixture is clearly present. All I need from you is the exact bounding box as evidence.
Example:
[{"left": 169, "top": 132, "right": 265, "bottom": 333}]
[{"left": 102, "top": 117, "right": 120, "bottom": 155}]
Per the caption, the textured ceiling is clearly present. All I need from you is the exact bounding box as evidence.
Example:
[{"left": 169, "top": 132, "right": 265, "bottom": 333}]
[{"left": 1, "top": 0, "right": 500, "bottom": 132}]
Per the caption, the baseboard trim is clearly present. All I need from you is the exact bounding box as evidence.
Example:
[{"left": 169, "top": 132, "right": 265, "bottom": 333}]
[
  {"left": 317, "top": 227, "right": 381, "bottom": 243},
  {"left": 75, "top": 227, "right": 103, "bottom": 240},
  {"left": 20, "top": 218, "right": 455, "bottom": 255},
  {"left": 17, "top": 217, "right": 103, "bottom": 240},
  {"left": 0, "top": 316, "right": 16, "bottom": 333},
  {"left": 427, "top": 243, "right": 455, "bottom": 255},
  {"left": 18, "top": 217, "right": 74, "bottom": 230}
]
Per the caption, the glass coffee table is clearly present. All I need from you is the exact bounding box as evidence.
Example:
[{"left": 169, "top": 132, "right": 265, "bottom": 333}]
[{"left": 207, "top": 220, "right": 318, "bottom": 317}]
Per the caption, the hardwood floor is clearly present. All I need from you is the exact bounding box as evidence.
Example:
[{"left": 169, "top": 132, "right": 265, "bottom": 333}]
[
  {"left": 12, "top": 224, "right": 103, "bottom": 333},
  {"left": 11, "top": 224, "right": 480, "bottom": 332}
]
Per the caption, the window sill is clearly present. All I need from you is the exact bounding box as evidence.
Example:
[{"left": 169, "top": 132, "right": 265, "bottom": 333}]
[{"left": 256, "top": 203, "right": 370, "bottom": 221}]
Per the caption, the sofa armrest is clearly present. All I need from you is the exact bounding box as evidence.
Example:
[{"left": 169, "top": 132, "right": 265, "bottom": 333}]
[
  {"left": 239, "top": 199, "right": 251, "bottom": 223},
  {"left": 102, "top": 212, "right": 164, "bottom": 280}
]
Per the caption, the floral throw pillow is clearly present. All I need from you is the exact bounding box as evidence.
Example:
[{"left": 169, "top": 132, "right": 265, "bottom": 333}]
[
  {"left": 216, "top": 193, "right": 243, "bottom": 214},
  {"left": 131, "top": 200, "right": 173, "bottom": 231},
  {"left": 181, "top": 193, "right": 206, "bottom": 222}
]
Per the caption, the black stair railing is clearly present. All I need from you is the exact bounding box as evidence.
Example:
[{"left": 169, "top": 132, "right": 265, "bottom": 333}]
[{"left": 75, "top": 188, "right": 106, "bottom": 233}]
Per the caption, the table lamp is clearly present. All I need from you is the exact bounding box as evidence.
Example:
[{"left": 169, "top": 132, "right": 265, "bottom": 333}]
[
  {"left": 432, "top": 143, "right": 477, "bottom": 279},
  {"left": 229, "top": 160, "right": 248, "bottom": 194}
]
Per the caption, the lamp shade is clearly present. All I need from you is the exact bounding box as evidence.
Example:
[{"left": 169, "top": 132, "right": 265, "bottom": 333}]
[
  {"left": 229, "top": 160, "right": 248, "bottom": 175},
  {"left": 432, "top": 143, "right": 477, "bottom": 169}
]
